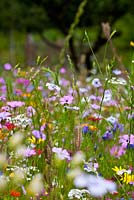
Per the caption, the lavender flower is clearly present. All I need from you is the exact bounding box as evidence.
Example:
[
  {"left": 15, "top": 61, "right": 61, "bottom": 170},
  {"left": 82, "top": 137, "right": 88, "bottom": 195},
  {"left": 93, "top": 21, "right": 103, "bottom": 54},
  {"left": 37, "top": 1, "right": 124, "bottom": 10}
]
[
  {"left": 119, "top": 134, "right": 134, "bottom": 148},
  {"left": 112, "top": 69, "right": 122, "bottom": 75},
  {"left": 24, "top": 148, "right": 36, "bottom": 157},
  {"left": 60, "top": 95, "right": 74, "bottom": 105}
]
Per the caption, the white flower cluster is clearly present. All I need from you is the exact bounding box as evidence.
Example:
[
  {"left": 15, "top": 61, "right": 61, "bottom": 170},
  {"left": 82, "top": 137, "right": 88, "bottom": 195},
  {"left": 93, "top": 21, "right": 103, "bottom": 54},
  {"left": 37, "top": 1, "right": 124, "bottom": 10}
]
[
  {"left": 68, "top": 189, "right": 90, "bottom": 199},
  {"left": 6, "top": 114, "right": 32, "bottom": 128},
  {"left": 107, "top": 77, "right": 127, "bottom": 85},
  {"left": 6, "top": 165, "right": 40, "bottom": 181}
]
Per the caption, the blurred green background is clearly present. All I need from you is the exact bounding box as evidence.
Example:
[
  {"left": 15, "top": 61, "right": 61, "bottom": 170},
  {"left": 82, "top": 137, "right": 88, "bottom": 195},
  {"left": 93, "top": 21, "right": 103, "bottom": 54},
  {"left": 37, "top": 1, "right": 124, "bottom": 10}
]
[{"left": 0, "top": 0, "right": 134, "bottom": 71}]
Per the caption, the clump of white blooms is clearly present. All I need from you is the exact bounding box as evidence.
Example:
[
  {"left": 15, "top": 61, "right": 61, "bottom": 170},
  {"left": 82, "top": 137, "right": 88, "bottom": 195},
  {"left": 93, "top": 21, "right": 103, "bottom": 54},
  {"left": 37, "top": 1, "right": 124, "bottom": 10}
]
[
  {"left": 107, "top": 77, "right": 127, "bottom": 85},
  {"left": 6, "top": 114, "right": 32, "bottom": 128},
  {"left": 68, "top": 189, "right": 90, "bottom": 199}
]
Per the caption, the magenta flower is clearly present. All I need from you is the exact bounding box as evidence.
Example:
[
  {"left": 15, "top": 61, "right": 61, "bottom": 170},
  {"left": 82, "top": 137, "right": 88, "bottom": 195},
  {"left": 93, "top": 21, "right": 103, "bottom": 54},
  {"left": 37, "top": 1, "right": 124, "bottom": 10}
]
[
  {"left": 60, "top": 95, "right": 74, "bottom": 105},
  {"left": 52, "top": 147, "right": 71, "bottom": 161},
  {"left": 16, "top": 78, "right": 30, "bottom": 87},
  {"left": 110, "top": 145, "right": 126, "bottom": 158},
  {"left": 4, "top": 63, "right": 12, "bottom": 70},
  {"left": 119, "top": 134, "right": 134, "bottom": 148},
  {"left": 7, "top": 101, "right": 25, "bottom": 108}
]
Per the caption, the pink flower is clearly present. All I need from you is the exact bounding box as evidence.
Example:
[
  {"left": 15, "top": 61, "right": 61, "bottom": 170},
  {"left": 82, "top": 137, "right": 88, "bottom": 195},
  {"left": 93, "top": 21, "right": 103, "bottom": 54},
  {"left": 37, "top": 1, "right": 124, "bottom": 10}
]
[
  {"left": 7, "top": 101, "right": 25, "bottom": 108},
  {"left": 110, "top": 145, "right": 126, "bottom": 158},
  {"left": 60, "top": 67, "right": 66, "bottom": 74},
  {"left": 119, "top": 134, "right": 134, "bottom": 148},
  {"left": 60, "top": 95, "right": 74, "bottom": 105}
]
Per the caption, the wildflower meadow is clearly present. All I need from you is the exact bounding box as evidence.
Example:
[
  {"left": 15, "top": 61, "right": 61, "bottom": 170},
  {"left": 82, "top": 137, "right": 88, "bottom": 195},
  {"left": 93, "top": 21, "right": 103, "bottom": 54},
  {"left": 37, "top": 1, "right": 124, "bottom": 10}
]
[{"left": 0, "top": 46, "right": 134, "bottom": 200}]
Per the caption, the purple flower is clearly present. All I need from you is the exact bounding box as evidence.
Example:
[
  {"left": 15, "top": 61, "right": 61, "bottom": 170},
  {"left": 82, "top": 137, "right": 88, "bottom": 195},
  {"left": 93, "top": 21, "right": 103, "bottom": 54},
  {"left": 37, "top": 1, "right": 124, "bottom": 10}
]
[
  {"left": 0, "top": 77, "right": 5, "bottom": 84},
  {"left": 92, "top": 78, "right": 102, "bottom": 88},
  {"left": 60, "top": 95, "right": 74, "bottom": 105},
  {"left": 32, "top": 130, "right": 46, "bottom": 140},
  {"left": 4, "top": 63, "right": 12, "bottom": 70},
  {"left": 7, "top": 101, "right": 25, "bottom": 108},
  {"left": 82, "top": 126, "right": 90, "bottom": 134},
  {"left": 52, "top": 147, "right": 71, "bottom": 161},
  {"left": 112, "top": 122, "right": 124, "bottom": 133},
  {"left": 102, "top": 130, "right": 113, "bottom": 140},
  {"left": 119, "top": 134, "right": 134, "bottom": 148}
]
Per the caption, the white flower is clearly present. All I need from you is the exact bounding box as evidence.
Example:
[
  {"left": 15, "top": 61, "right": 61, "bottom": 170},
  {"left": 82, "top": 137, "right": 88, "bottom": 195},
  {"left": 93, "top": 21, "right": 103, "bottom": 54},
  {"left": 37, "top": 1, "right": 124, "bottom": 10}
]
[
  {"left": 107, "top": 77, "right": 127, "bottom": 85},
  {"left": 46, "top": 82, "right": 60, "bottom": 92},
  {"left": 74, "top": 173, "right": 117, "bottom": 198},
  {"left": 112, "top": 69, "right": 122, "bottom": 75},
  {"left": 106, "top": 116, "right": 117, "bottom": 124},
  {"left": 64, "top": 106, "right": 79, "bottom": 111},
  {"left": 68, "top": 189, "right": 90, "bottom": 199},
  {"left": 92, "top": 78, "right": 102, "bottom": 88}
]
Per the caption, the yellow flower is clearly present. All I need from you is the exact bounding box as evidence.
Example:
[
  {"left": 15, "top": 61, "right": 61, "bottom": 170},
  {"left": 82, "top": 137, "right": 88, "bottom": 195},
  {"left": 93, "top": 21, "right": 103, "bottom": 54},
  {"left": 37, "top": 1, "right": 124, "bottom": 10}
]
[
  {"left": 89, "top": 125, "right": 97, "bottom": 131},
  {"left": 121, "top": 173, "right": 134, "bottom": 184},
  {"left": 130, "top": 41, "right": 134, "bottom": 47},
  {"left": 21, "top": 93, "right": 31, "bottom": 98},
  {"left": 28, "top": 136, "right": 45, "bottom": 144},
  {"left": 28, "top": 136, "right": 36, "bottom": 144}
]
